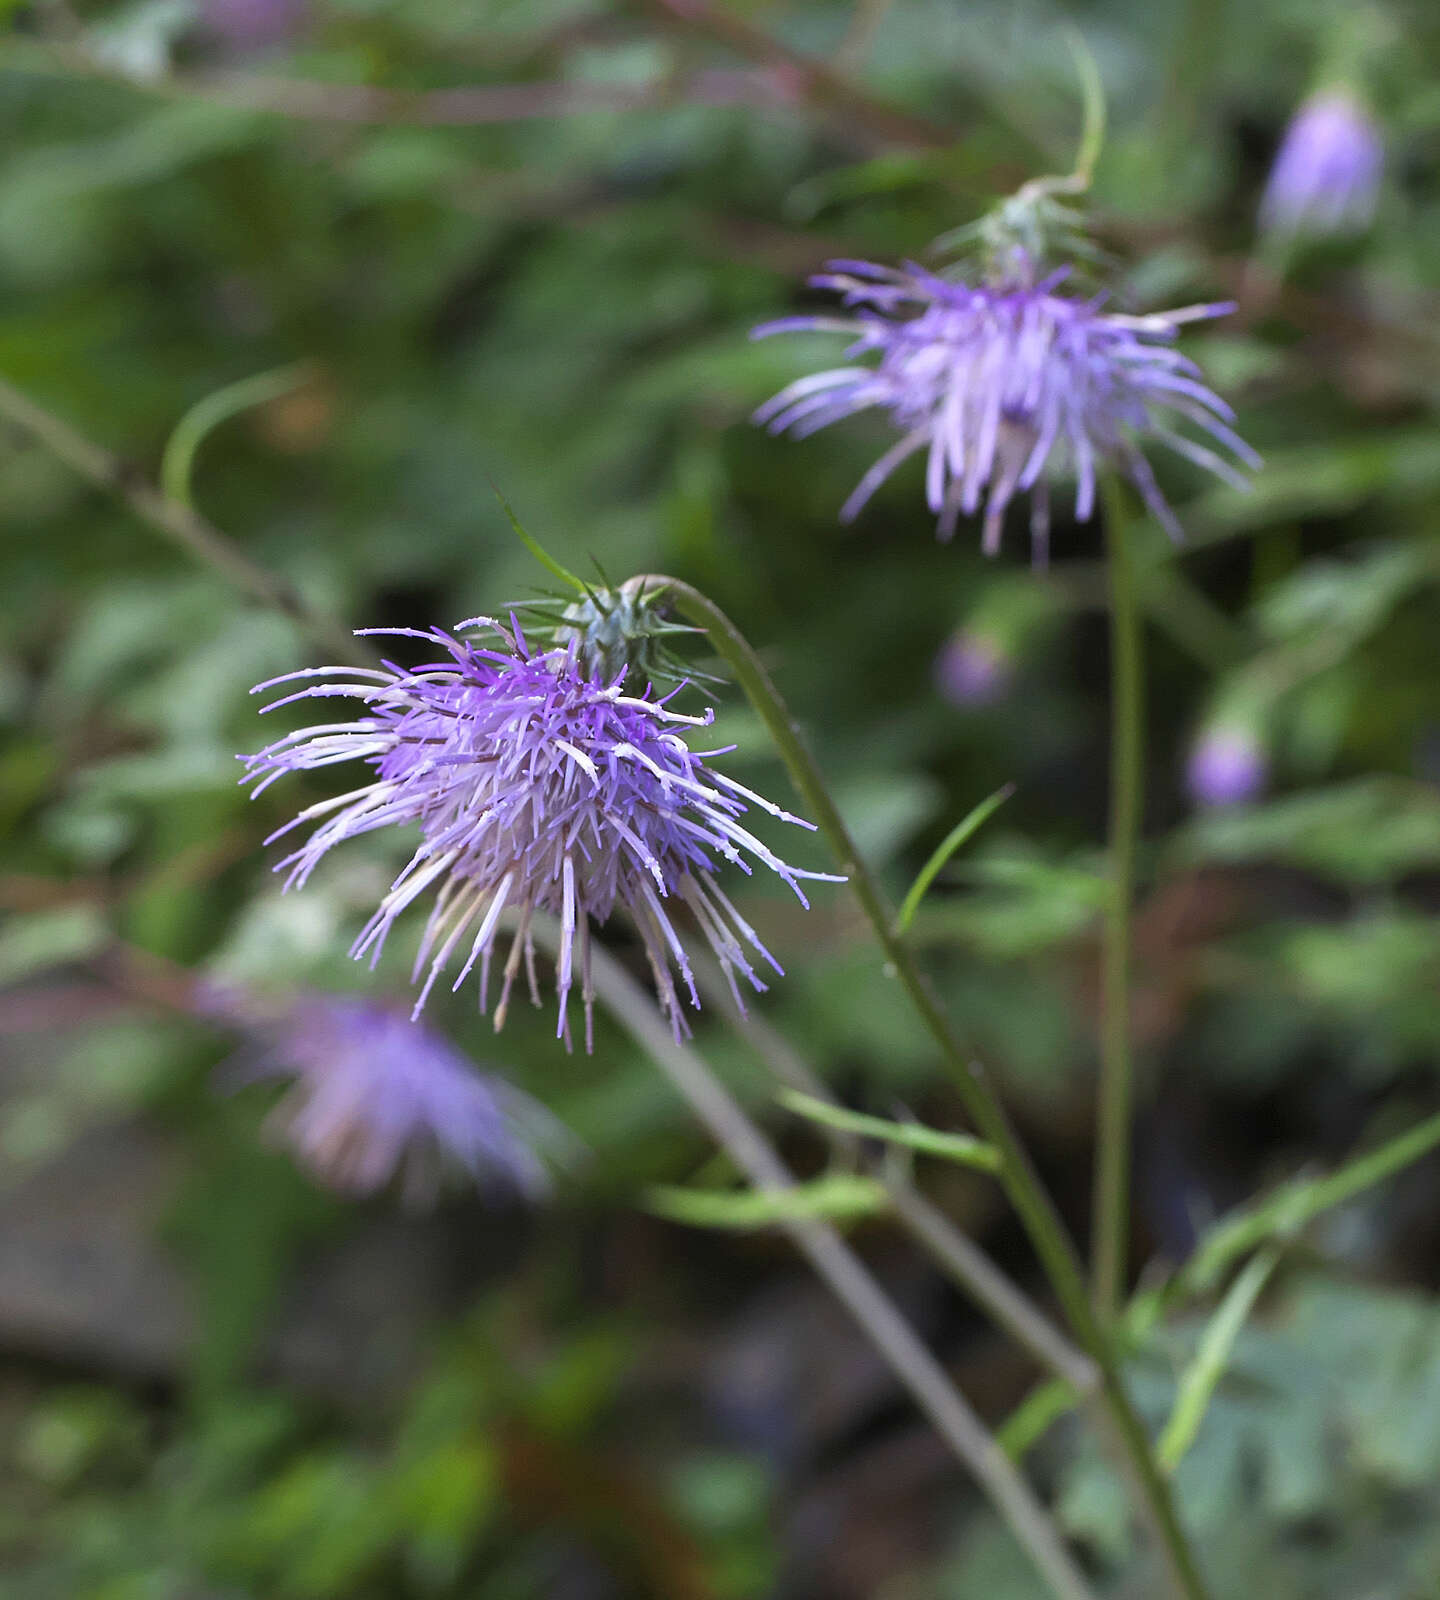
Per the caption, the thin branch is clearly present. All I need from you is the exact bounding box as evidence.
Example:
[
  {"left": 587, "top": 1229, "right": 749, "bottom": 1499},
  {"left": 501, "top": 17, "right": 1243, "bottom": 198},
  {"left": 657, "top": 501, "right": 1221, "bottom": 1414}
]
[
  {"left": 0, "top": 40, "right": 797, "bottom": 128},
  {"left": 168, "top": 64, "right": 770, "bottom": 126},
  {"left": 688, "top": 953, "right": 1098, "bottom": 1395},
  {"left": 623, "top": 572, "right": 1211, "bottom": 1600},
  {"left": 0, "top": 375, "right": 369, "bottom": 668},
  {"left": 639, "top": 0, "right": 955, "bottom": 149},
  {"left": 1093, "top": 477, "right": 1144, "bottom": 1321},
  {"left": 552, "top": 922, "right": 1097, "bottom": 1600}
]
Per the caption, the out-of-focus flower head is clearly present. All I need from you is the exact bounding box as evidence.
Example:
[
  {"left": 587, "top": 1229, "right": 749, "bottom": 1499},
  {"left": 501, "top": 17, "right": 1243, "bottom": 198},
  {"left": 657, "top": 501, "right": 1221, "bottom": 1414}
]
[
  {"left": 1186, "top": 724, "right": 1268, "bottom": 809},
  {"left": 933, "top": 576, "right": 1059, "bottom": 708},
  {"left": 1259, "top": 88, "right": 1383, "bottom": 242},
  {"left": 935, "top": 630, "right": 1012, "bottom": 708},
  {"left": 202, "top": 988, "right": 565, "bottom": 1206},
  {"left": 200, "top": 0, "right": 307, "bottom": 52},
  {"left": 242, "top": 617, "right": 837, "bottom": 1048},
  {"left": 753, "top": 256, "right": 1256, "bottom": 560}
]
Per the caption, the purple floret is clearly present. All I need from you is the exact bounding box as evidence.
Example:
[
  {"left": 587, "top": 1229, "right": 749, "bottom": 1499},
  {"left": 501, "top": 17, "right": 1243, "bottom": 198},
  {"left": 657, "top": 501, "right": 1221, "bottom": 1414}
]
[
  {"left": 243, "top": 619, "right": 836, "bottom": 1047},
  {"left": 754, "top": 261, "right": 1256, "bottom": 557},
  {"left": 208, "top": 990, "right": 564, "bottom": 1205},
  {"left": 1259, "top": 90, "right": 1383, "bottom": 241}
]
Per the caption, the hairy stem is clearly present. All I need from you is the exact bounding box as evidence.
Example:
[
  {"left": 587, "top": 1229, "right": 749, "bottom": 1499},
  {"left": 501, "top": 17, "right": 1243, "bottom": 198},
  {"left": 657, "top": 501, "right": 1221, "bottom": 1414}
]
[
  {"left": 556, "top": 923, "right": 1098, "bottom": 1600},
  {"left": 623, "top": 573, "right": 1209, "bottom": 1600},
  {"left": 1093, "top": 477, "right": 1144, "bottom": 1320},
  {"left": 0, "top": 375, "right": 368, "bottom": 668}
]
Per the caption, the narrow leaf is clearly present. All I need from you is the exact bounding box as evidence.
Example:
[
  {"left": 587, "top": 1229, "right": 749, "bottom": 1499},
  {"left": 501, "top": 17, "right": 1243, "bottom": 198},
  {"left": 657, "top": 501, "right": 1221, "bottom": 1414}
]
[
  {"left": 999, "top": 1377, "right": 1081, "bottom": 1461},
  {"left": 644, "top": 1173, "right": 889, "bottom": 1231},
  {"left": 1062, "top": 25, "right": 1106, "bottom": 185},
  {"left": 1158, "top": 1247, "right": 1281, "bottom": 1472},
  {"left": 160, "top": 362, "right": 312, "bottom": 508},
  {"left": 779, "top": 1090, "right": 1002, "bottom": 1173},
  {"left": 1180, "top": 1108, "right": 1440, "bottom": 1297},
  {"left": 896, "top": 783, "right": 1016, "bottom": 934},
  {"left": 488, "top": 481, "right": 584, "bottom": 593}
]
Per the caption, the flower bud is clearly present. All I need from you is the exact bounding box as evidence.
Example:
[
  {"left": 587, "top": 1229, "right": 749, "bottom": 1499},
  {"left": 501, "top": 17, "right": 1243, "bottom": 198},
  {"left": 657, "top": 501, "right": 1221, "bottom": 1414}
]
[{"left": 1259, "top": 88, "right": 1383, "bottom": 241}]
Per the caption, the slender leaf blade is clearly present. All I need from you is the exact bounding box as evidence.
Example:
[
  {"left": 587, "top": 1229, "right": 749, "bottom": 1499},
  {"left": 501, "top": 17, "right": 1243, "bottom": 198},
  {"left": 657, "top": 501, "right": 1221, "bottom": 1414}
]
[
  {"left": 896, "top": 783, "right": 1015, "bottom": 934},
  {"left": 779, "top": 1091, "right": 1002, "bottom": 1172}
]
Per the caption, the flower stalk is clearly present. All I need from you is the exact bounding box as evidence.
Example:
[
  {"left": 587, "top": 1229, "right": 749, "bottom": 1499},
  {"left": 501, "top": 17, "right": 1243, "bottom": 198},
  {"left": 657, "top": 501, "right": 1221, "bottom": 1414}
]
[
  {"left": 624, "top": 572, "right": 1211, "bottom": 1600},
  {"left": 1093, "top": 477, "right": 1145, "bottom": 1320},
  {"left": 551, "top": 917, "right": 1100, "bottom": 1600}
]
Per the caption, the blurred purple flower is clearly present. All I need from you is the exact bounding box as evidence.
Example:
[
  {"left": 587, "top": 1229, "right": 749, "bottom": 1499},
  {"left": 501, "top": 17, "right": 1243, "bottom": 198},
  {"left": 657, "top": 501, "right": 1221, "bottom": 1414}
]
[
  {"left": 244, "top": 619, "right": 836, "bottom": 1047},
  {"left": 934, "top": 630, "right": 1011, "bottom": 707},
  {"left": 1186, "top": 726, "right": 1268, "bottom": 808},
  {"left": 212, "top": 992, "right": 564, "bottom": 1205},
  {"left": 200, "top": 0, "right": 307, "bottom": 52},
  {"left": 1259, "top": 89, "right": 1383, "bottom": 240},
  {"left": 753, "top": 260, "right": 1256, "bottom": 557}
]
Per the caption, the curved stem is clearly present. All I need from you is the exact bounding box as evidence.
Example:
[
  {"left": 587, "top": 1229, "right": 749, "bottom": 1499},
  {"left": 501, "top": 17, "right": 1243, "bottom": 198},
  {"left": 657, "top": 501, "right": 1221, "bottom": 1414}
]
[
  {"left": 557, "top": 923, "right": 1098, "bottom": 1600},
  {"left": 623, "top": 572, "right": 1210, "bottom": 1600},
  {"left": 1093, "top": 477, "right": 1144, "bottom": 1320},
  {"left": 161, "top": 363, "right": 313, "bottom": 508},
  {"left": 0, "top": 375, "right": 370, "bottom": 669}
]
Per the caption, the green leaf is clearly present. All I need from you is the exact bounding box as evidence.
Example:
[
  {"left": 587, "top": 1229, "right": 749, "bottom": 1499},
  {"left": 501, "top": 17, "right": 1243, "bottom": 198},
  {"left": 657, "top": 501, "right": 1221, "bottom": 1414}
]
[
  {"left": 997, "top": 1377, "right": 1080, "bottom": 1460},
  {"left": 777, "top": 1091, "right": 1002, "bottom": 1173},
  {"left": 0, "top": 904, "right": 109, "bottom": 986},
  {"left": 895, "top": 782, "right": 1015, "bottom": 934},
  {"left": 644, "top": 1174, "right": 890, "bottom": 1231},
  {"left": 1159, "top": 1246, "right": 1281, "bottom": 1471},
  {"left": 1188, "top": 432, "right": 1440, "bottom": 538},
  {"left": 1180, "top": 1108, "right": 1440, "bottom": 1298},
  {"left": 488, "top": 482, "right": 584, "bottom": 593},
  {"left": 160, "top": 363, "right": 313, "bottom": 509},
  {"left": 1176, "top": 777, "right": 1440, "bottom": 885}
]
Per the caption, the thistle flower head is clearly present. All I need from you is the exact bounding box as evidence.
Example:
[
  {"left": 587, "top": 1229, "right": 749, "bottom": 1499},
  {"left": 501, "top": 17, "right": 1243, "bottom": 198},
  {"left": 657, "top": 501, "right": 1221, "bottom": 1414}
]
[
  {"left": 1186, "top": 725, "right": 1268, "bottom": 809},
  {"left": 1259, "top": 88, "right": 1383, "bottom": 241},
  {"left": 754, "top": 259, "right": 1257, "bottom": 557},
  {"left": 206, "top": 990, "right": 564, "bottom": 1206},
  {"left": 935, "top": 629, "right": 1011, "bottom": 708},
  {"left": 243, "top": 619, "right": 835, "bottom": 1047}
]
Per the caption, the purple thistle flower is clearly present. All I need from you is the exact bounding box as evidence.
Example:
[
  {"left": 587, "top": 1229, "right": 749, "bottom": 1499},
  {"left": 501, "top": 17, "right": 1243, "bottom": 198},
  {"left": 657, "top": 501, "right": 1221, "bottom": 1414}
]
[
  {"left": 1186, "top": 726, "right": 1268, "bottom": 809},
  {"left": 201, "top": 0, "right": 307, "bottom": 51},
  {"left": 1259, "top": 89, "right": 1383, "bottom": 241},
  {"left": 210, "top": 992, "right": 564, "bottom": 1205},
  {"left": 934, "top": 629, "right": 1011, "bottom": 707},
  {"left": 243, "top": 619, "right": 836, "bottom": 1047},
  {"left": 753, "top": 260, "right": 1257, "bottom": 556}
]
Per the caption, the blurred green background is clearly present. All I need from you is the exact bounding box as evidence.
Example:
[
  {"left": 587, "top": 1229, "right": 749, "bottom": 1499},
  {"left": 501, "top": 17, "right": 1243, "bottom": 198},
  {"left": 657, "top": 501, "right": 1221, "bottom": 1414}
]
[{"left": 4, "top": 0, "right": 1440, "bottom": 1595}]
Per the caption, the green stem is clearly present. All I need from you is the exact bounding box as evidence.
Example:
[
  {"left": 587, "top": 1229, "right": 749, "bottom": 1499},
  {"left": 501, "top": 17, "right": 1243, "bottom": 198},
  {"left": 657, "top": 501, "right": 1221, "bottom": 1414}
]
[
  {"left": 160, "top": 363, "right": 312, "bottom": 508},
  {"left": 559, "top": 922, "right": 1100, "bottom": 1600},
  {"left": 689, "top": 948, "right": 1099, "bottom": 1393},
  {"left": 1093, "top": 477, "right": 1144, "bottom": 1321},
  {"left": 0, "top": 374, "right": 370, "bottom": 669},
  {"left": 624, "top": 574, "right": 1209, "bottom": 1600},
  {"left": 1160, "top": 0, "right": 1224, "bottom": 150}
]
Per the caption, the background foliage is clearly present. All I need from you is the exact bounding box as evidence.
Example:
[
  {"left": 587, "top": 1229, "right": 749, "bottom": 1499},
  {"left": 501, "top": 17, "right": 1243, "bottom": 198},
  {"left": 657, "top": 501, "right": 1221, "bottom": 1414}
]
[{"left": 3, "top": 0, "right": 1440, "bottom": 1594}]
